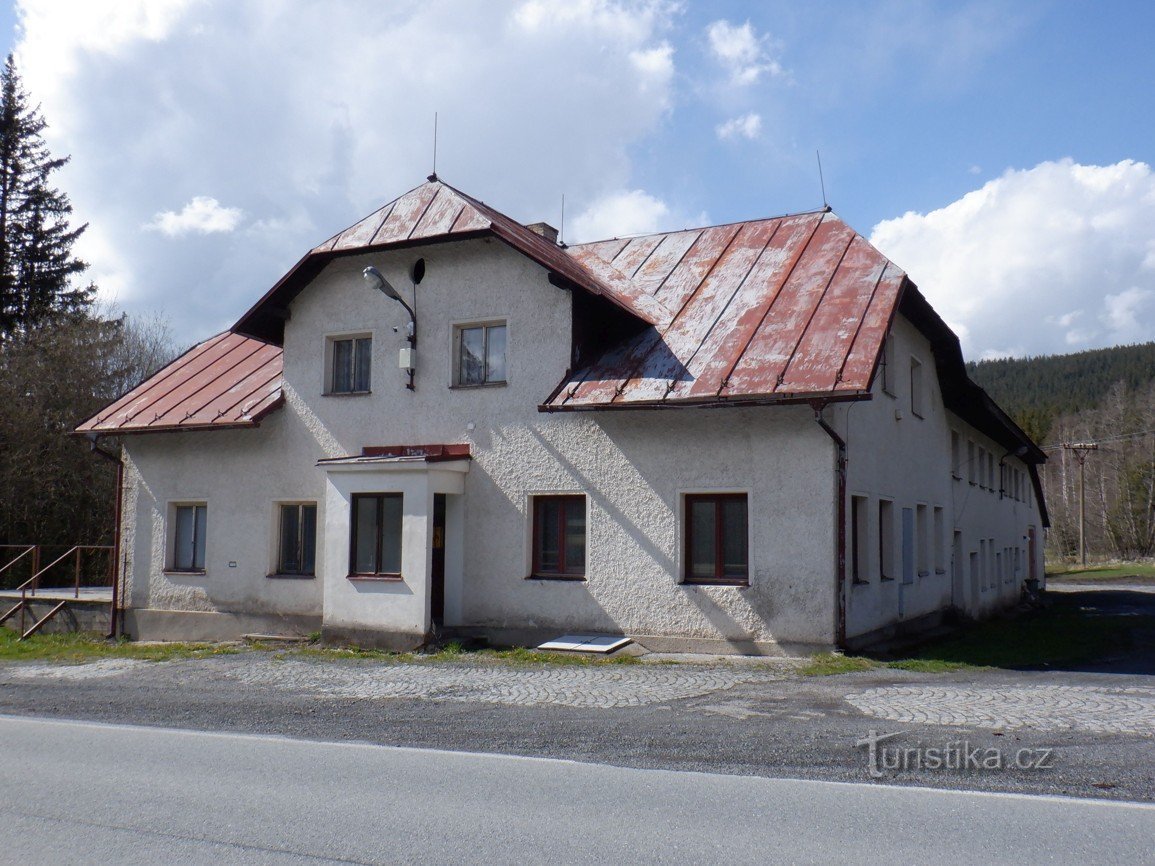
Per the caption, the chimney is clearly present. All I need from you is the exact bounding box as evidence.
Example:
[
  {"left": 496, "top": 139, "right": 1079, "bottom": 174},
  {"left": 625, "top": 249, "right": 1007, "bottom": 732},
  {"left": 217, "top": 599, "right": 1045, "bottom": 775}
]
[{"left": 525, "top": 222, "right": 559, "bottom": 244}]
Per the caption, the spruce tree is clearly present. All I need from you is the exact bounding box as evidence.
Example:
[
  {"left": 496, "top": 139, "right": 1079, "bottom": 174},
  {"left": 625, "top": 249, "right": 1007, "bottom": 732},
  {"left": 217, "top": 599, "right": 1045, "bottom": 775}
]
[{"left": 0, "top": 53, "right": 91, "bottom": 338}]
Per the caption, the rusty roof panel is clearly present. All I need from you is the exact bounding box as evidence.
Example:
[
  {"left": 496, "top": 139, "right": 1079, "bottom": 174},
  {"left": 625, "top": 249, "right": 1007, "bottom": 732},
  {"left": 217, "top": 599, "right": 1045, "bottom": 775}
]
[
  {"left": 724, "top": 218, "right": 857, "bottom": 396},
  {"left": 838, "top": 264, "right": 905, "bottom": 390},
  {"left": 329, "top": 201, "right": 394, "bottom": 252},
  {"left": 777, "top": 234, "right": 890, "bottom": 394},
  {"left": 76, "top": 333, "right": 283, "bottom": 434},
  {"left": 678, "top": 214, "right": 824, "bottom": 401},
  {"left": 549, "top": 208, "right": 905, "bottom": 409}
]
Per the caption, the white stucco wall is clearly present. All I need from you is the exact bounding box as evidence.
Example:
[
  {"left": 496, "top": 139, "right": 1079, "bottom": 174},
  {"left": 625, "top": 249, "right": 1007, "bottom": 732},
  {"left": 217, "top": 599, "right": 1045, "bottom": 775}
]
[
  {"left": 119, "top": 237, "right": 840, "bottom": 648},
  {"left": 834, "top": 315, "right": 1044, "bottom": 641}
]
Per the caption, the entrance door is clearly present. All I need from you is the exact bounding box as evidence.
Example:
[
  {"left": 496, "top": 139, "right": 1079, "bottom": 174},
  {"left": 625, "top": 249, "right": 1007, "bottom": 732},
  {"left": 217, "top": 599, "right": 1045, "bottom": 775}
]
[{"left": 431, "top": 493, "right": 446, "bottom": 627}]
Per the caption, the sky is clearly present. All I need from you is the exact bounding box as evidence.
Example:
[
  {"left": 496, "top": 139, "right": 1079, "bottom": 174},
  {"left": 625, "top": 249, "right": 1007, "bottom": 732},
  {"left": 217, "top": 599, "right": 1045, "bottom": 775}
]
[{"left": 3, "top": 0, "right": 1155, "bottom": 361}]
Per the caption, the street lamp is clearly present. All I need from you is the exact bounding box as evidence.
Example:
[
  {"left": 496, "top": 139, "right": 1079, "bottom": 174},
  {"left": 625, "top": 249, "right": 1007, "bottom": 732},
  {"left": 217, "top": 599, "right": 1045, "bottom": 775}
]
[{"left": 363, "top": 265, "right": 417, "bottom": 391}]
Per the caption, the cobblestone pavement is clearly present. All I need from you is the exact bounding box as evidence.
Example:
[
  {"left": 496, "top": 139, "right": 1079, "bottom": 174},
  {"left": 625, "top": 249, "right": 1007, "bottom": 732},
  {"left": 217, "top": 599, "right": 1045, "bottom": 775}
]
[
  {"left": 845, "top": 684, "right": 1155, "bottom": 735},
  {"left": 223, "top": 658, "right": 772, "bottom": 708}
]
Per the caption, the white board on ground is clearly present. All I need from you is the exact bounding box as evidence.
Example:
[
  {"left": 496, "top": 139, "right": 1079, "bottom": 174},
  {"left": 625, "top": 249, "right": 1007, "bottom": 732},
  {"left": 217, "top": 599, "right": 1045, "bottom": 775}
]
[{"left": 537, "top": 635, "right": 632, "bottom": 653}]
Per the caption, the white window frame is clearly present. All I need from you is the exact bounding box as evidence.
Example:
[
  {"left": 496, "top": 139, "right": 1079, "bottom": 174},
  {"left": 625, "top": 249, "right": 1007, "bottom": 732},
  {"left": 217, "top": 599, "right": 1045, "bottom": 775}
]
[
  {"left": 168, "top": 501, "right": 208, "bottom": 574},
  {"left": 324, "top": 331, "right": 373, "bottom": 395},
  {"left": 452, "top": 320, "right": 508, "bottom": 387}
]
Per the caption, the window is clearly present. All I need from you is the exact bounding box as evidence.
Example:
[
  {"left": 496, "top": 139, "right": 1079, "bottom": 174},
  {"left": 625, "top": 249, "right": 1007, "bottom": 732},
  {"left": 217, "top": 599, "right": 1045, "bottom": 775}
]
[
  {"left": 456, "top": 322, "right": 507, "bottom": 386},
  {"left": 172, "top": 504, "right": 207, "bottom": 572},
  {"left": 531, "top": 495, "right": 586, "bottom": 579},
  {"left": 879, "top": 335, "right": 895, "bottom": 396},
  {"left": 967, "top": 441, "right": 976, "bottom": 485},
  {"left": 277, "top": 503, "right": 317, "bottom": 576},
  {"left": 987, "top": 455, "right": 995, "bottom": 491},
  {"left": 933, "top": 506, "right": 945, "bottom": 574},
  {"left": 916, "top": 504, "right": 929, "bottom": 577},
  {"left": 684, "top": 494, "right": 748, "bottom": 584},
  {"left": 909, "top": 356, "right": 924, "bottom": 417},
  {"left": 329, "top": 336, "right": 372, "bottom": 394},
  {"left": 950, "top": 431, "right": 961, "bottom": 479},
  {"left": 851, "top": 495, "right": 869, "bottom": 584},
  {"left": 350, "top": 493, "right": 403, "bottom": 577},
  {"left": 878, "top": 499, "right": 895, "bottom": 581}
]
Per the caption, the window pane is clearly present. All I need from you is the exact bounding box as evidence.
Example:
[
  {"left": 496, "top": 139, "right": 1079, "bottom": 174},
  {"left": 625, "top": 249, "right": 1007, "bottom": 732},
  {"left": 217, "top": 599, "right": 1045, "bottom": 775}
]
[
  {"left": 535, "top": 498, "right": 560, "bottom": 573},
  {"left": 354, "top": 338, "right": 372, "bottom": 391},
  {"left": 689, "top": 499, "right": 716, "bottom": 578},
  {"left": 563, "top": 498, "right": 585, "bottom": 574},
  {"left": 459, "top": 327, "right": 485, "bottom": 385},
  {"left": 301, "top": 504, "right": 317, "bottom": 575},
  {"left": 279, "top": 505, "right": 301, "bottom": 573},
  {"left": 174, "top": 505, "right": 195, "bottom": 570},
  {"left": 332, "top": 339, "right": 352, "bottom": 393},
  {"left": 720, "top": 497, "right": 747, "bottom": 577},
  {"left": 379, "top": 495, "right": 403, "bottom": 574},
  {"left": 486, "top": 325, "right": 507, "bottom": 383},
  {"left": 353, "top": 496, "right": 378, "bottom": 574}
]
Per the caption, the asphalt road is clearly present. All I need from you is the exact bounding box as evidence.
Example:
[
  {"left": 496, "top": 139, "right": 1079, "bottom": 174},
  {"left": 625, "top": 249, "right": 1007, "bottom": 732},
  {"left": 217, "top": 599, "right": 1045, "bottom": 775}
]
[
  {"left": 1, "top": 588, "right": 1154, "bottom": 806},
  {"left": 3, "top": 715, "right": 1153, "bottom": 865}
]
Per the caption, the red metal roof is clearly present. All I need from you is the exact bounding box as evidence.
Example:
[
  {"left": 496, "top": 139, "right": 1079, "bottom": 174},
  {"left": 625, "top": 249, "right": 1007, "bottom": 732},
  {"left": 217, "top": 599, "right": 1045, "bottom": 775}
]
[
  {"left": 309, "top": 179, "right": 670, "bottom": 327},
  {"left": 76, "top": 332, "right": 283, "bottom": 434},
  {"left": 544, "top": 210, "right": 905, "bottom": 409}
]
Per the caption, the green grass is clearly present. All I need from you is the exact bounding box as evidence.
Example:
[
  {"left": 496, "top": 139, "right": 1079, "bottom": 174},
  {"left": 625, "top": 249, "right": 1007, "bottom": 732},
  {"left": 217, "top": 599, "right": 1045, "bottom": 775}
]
[
  {"left": 0, "top": 629, "right": 244, "bottom": 663},
  {"left": 801, "top": 591, "right": 1151, "bottom": 676},
  {"left": 1046, "top": 562, "right": 1155, "bottom": 583}
]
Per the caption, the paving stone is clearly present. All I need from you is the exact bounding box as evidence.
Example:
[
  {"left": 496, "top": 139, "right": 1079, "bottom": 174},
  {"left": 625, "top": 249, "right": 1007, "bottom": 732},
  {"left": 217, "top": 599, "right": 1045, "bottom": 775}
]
[
  {"left": 845, "top": 685, "right": 1155, "bottom": 735},
  {"left": 226, "top": 659, "right": 767, "bottom": 709}
]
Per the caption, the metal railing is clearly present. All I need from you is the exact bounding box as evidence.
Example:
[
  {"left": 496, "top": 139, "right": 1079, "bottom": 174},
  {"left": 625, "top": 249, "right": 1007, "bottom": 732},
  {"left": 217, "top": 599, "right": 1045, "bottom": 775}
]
[{"left": 1, "top": 545, "right": 115, "bottom": 639}]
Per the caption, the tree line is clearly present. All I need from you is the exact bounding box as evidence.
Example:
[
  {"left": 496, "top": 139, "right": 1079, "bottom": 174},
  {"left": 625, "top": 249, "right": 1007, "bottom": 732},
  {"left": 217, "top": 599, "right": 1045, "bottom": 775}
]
[
  {"left": 0, "top": 55, "right": 173, "bottom": 565},
  {"left": 970, "top": 346, "right": 1155, "bottom": 563}
]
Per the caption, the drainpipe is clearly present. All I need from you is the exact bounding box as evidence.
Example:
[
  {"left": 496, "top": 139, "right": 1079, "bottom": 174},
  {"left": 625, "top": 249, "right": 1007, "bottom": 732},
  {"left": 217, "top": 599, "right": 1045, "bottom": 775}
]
[
  {"left": 86, "top": 434, "right": 123, "bottom": 640},
  {"left": 810, "top": 401, "right": 847, "bottom": 648}
]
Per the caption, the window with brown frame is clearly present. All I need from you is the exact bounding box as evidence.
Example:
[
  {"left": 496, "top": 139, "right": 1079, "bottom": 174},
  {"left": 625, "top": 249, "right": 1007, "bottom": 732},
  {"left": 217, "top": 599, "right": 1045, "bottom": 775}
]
[
  {"left": 349, "top": 493, "right": 403, "bottom": 577},
  {"left": 684, "top": 493, "right": 748, "bottom": 584},
  {"left": 531, "top": 495, "right": 586, "bottom": 579}
]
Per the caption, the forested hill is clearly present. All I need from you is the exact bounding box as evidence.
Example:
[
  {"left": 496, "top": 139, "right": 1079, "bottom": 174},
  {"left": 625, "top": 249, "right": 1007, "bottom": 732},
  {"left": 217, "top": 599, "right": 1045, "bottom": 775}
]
[{"left": 966, "top": 341, "right": 1155, "bottom": 444}]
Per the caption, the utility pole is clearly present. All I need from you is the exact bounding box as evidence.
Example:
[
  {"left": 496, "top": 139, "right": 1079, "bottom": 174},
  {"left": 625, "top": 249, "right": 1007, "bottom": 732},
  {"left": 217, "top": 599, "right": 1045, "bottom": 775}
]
[{"left": 1062, "top": 442, "right": 1099, "bottom": 566}]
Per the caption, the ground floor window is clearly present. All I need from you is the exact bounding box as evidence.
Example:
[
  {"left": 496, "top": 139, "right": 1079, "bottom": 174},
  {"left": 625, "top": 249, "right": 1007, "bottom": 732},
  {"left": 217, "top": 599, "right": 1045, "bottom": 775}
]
[
  {"left": 350, "top": 493, "right": 403, "bottom": 577},
  {"left": 684, "top": 493, "right": 748, "bottom": 584},
  {"left": 172, "top": 503, "right": 207, "bottom": 571},
  {"left": 278, "top": 503, "right": 317, "bottom": 575},
  {"left": 531, "top": 495, "right": 586, "bottom": 579}
]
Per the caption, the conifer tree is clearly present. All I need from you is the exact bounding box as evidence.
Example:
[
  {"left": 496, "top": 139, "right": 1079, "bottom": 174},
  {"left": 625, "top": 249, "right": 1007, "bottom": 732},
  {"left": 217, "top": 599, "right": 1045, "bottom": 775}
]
[{"left": 0, "top": 53, "right": 91, "bottom": 338}]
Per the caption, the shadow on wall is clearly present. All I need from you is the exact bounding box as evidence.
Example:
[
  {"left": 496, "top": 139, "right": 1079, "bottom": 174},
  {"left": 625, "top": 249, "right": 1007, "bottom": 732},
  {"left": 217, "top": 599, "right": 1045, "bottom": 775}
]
[{"left": 529, "top": 419, "right": 776, "bottom": 644}]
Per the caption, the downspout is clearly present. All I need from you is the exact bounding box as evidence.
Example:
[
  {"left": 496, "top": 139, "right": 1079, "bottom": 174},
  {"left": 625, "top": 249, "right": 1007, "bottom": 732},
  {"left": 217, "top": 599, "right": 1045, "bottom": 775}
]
[
  {"left": 86, "top": 434, "right": 123, "bottom": 640},
  {"left": 810, "top": 401, "right": 847, "bottom": 648}
]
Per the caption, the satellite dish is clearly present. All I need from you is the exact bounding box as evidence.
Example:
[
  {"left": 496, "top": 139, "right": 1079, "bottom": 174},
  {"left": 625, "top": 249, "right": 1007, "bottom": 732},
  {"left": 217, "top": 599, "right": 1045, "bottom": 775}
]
[{"left": 410, "top": 258, "right": 426, "bottom": 285}]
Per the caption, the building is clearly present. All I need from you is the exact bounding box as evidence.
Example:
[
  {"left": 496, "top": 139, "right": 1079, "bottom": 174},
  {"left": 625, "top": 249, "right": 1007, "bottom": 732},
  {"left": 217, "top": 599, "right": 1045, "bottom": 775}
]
[{"left": 76, "top": 178, "right": 1047, "bottom": 654}]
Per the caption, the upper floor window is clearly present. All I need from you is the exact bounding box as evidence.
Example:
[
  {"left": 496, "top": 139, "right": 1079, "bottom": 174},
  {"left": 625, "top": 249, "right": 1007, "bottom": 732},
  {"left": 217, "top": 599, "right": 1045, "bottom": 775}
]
[
  {"left": 172, "top": 503, "right": 207, "bottom": 572},
  {"left": 456, "top": 322, "right": 506, "bottom": 386},
  {"left": 909, "top": 356, "right": 924, "bottom": 418},
  {"left": 329, "top": 335, "right": 372, "bottom": 394}
]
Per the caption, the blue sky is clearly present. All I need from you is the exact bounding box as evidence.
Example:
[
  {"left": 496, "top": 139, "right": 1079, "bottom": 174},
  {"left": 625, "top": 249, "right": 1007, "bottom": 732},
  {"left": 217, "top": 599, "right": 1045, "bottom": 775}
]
[{"left": 5, "top": 1, "right": 1155, "bottom": 359}]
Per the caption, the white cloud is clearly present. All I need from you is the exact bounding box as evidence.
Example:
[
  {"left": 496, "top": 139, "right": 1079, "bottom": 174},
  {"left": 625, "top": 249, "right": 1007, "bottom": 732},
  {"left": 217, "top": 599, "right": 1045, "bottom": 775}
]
[
  {"left": 870, "top": 159, "right": 1155, "bottom": 359},
  {"left": 570, "top": 189, "right": 671, "bottom": 242},
  {"left": 716, "top": 112, "right": 761, "bottom": 141},
  {"left": 15, "top": 0, "right": 680, "bottom": 331},
  {"left": 146, "top": 196, "right": 244, "bottom": 237},
  {"left": 706, "top": 19, "right": 783, "bottom": 86}
]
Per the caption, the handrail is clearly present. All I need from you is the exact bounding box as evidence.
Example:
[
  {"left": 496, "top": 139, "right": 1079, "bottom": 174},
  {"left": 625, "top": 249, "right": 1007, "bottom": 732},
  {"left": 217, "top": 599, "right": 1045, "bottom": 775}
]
[
  {"left": 0, "top": 545, "right": 37, "bottom": 581},
  {"left": 17, "top": 545, "right": 114, "bottom": 598}
]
